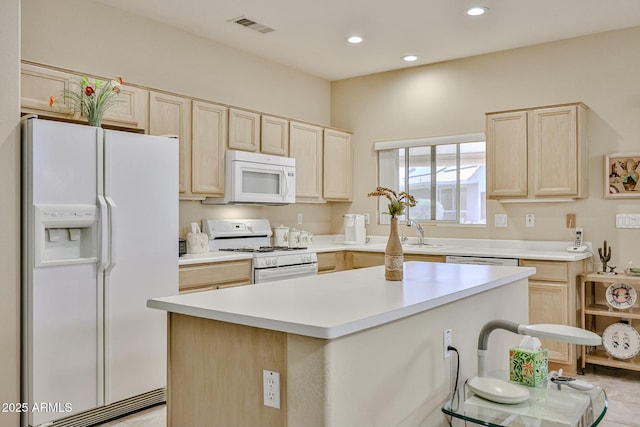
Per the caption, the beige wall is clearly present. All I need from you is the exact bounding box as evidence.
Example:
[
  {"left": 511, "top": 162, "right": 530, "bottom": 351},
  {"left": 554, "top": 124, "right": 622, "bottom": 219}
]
[
  {"left": 331, "top": 26, "right": 640, "bottom": 268},
  {"left": 21, "top": 0, "right": 334, "bottom": 237},
  {"left": 0, "top": 0, "right": 21, "bottom": 426},
  {"left": 21, "top": 2, "right": 640, "bottom": 266}
]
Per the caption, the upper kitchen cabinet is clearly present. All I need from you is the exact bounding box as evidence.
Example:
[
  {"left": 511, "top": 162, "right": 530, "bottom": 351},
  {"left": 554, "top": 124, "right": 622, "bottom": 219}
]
[
  {"left": 486, "top": 102, "right": 589, "bottom": 200},
  {"left": 21, "top": 62, "right": 149, "bottom": 132},
  {"left": 191, "top": 100, "right": 227, "bottom": 197},
  {"left": 149, "top": 91, "right": 192, "bottom": 196},
  {"left": 486, "top": 110, "right": 528, "bottom": 198},
  {"left": 323, "top": 129, "right": 353, "bottom": 201},
  {"left": 21, "top": 63, "right": 74, "bottom": 121},
  {"left": 228, "top": 108, "right": 260, "bottom": 152},
  {"left": 101, "top": 83, "right": 149, "bottom": 132},
  {"left": 289, "top": 121, "right": 323, "bottom": 202},
  {"left": 261, "top": 115, "right": 289, "bottom": 156}
]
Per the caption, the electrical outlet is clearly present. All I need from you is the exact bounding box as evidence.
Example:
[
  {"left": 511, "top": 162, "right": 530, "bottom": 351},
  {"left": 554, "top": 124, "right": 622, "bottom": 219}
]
[
  {"left": 263, "top": 370, "right": 280, "bottom": 409},
  {"left": 297, "top": 213, "right": 303, "bottom": 225},
  {"left": 526, "top": 213, "right": 535, "bottom": 228},
  {"left": 364, "top": 213, "right": 370, "bottom": 225},
  {"left": 443, "top": 329, "right": 452, "bottom": 359}
]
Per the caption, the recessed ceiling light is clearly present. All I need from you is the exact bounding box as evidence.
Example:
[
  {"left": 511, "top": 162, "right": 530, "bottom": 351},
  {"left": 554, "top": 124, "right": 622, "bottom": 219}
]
[
  {"left": 403, "top": 55, "right": 418, "bottom": 62},
  {"left": 347, "top": 35, "right": 364, "bottom": 44},
  {"left": 466, "top": 6, "right": 488, "bottom": 16}
]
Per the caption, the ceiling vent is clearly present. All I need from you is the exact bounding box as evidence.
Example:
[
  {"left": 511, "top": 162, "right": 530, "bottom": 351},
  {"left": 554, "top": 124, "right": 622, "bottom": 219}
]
[{"left": 229, "top": 16, "right": 275, "bottom": 34}]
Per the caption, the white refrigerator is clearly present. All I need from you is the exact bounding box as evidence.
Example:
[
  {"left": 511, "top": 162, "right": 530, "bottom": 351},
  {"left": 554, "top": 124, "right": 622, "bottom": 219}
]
[{"left": 21, "top": 117, "right": 178, "bottom": 427}]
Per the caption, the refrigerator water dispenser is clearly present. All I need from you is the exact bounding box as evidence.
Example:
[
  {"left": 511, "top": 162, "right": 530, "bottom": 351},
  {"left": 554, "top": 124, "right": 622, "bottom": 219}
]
[{"left": 34, "top": 204, "right": 99, "bottom": 267}]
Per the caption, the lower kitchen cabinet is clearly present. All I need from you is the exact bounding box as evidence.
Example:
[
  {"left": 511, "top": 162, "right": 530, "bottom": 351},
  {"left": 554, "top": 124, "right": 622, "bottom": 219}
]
[
  {"left": 179, "top": 259, "right": 251, "bottom": 293},
  {"left": 344, "top": 251, "right": 445, "bottom": 269},
  {"left": 521, "top": 259, "right": 586, "bottom": 374},
  {"left": 317, "top": 251, "right": 346, "bottom": 274}
]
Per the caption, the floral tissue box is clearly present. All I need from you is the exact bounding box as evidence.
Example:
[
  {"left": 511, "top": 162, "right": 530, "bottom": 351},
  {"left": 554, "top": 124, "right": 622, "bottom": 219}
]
[{"left": 509, "top": 347, "right": 548, "bottom": 387}]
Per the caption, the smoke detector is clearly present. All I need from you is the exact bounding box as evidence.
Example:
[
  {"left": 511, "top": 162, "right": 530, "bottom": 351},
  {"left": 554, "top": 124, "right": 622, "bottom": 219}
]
[{"left": 228, "top": 16, "right": 275, "bottom": 34}]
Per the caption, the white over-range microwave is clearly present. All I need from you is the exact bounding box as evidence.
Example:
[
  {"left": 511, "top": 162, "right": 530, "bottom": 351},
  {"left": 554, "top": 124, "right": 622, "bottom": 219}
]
[{"left": 202, "top": 150, "right": 296, "bottom": 205}]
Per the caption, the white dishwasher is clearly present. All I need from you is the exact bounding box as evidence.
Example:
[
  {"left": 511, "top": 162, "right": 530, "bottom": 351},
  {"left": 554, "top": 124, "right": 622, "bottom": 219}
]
[{"left": 445, "top": 255, "right": 519, "bottom": 266}]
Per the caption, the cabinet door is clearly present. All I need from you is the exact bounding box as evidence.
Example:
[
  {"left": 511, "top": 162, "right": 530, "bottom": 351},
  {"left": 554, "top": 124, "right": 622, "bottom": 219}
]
[
  {"left": 228, "top": 108, "right": 260, "bottom": 152},
  {"left": 261, "top": 115, "right": 289, "bottom": 156},
  {"left": 192, "top": 101, "right": 227, "bottom": 196},
  {"left": 21, "top": 63, "right": 74, "bottom": 119},
  {"left": 323, "top": 129, "right": 353, "bottom": 201},
  {"left": 317, "top": 251, "right": 346, "bottom": 274},
  {"left": 179, "top": 260, "right": 252, "bottom": 293},
  {"left": 486, "top": 111, "right": 528, "bottom": 198},
  {"left": 404, "top": 254, "right": 446, "bottom": 263},
  {"left": 290, "top": 121, "right": 323, "bottom": 202},
  {"left": 347, "top": 252, "right": 384, "bottom": 269},
  {"left": 530, "top": 105, "right": 579, "bottom": 197},
  {"left": 528, "top": 281, "right": 572, "bottom": 363},
  {"left": 102, "top": 84, "right": 149, "bottom": 132},
  {"left": 149, "top": 91, "right": 192, "bottom": 195}
]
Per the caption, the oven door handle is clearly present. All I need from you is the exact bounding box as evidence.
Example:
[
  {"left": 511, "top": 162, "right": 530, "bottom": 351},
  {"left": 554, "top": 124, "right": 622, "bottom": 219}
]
[{"left": 255, "top": 263, "right": 318, "bottom": 283}]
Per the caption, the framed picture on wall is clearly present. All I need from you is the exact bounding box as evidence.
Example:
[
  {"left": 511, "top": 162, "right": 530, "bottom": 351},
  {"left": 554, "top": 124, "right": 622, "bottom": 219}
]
[{"left": 605, "top": 153, "right": 640, "bottom": 198}]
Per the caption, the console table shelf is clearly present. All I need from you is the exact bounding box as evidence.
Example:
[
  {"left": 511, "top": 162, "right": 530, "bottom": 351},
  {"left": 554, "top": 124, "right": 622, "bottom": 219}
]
[{"left": 579, "top": 272, "right": 640, "bottom": 373}]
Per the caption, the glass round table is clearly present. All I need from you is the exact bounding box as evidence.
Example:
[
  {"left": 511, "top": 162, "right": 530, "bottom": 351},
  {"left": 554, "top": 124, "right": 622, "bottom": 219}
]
[{"left": 442, "top": 373, "right": 607, "bottom": 427}]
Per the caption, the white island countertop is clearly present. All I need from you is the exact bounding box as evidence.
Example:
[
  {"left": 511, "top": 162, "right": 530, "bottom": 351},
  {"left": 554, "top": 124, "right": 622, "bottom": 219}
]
[{"left": 149, "top": 261, "right": 535, "bottom": 339}]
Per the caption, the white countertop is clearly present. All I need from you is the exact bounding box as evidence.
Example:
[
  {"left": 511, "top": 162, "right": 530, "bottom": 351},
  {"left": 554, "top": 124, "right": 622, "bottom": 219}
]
[
  {"left": 149, "top": 261, "right": 535, "bottom": 339},
  {"left": 178, "top": 236, "right": 592, "bottom": 265}
]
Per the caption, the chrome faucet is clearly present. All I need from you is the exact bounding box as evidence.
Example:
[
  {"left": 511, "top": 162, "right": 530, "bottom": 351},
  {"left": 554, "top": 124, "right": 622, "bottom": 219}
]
[{"left": 407, "top": 219, "right": 424, "bottom": 245}]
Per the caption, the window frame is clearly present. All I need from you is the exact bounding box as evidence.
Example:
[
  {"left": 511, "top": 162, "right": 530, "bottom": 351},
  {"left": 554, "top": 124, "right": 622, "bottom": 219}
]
[{"left": 374, "top": 133, "right": 486, "bottom": 226}]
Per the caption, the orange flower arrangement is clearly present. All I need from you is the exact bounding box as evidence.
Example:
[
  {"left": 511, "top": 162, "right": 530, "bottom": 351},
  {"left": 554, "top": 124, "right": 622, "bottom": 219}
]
[{"left": 50, "top": 75, "right": 123, "bottom": 127}]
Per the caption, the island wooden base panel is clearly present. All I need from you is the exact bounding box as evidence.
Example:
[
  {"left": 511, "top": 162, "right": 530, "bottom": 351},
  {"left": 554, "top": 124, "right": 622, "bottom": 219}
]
[{"left": 167, "top": 313, "right": 286, "bottom": 427}]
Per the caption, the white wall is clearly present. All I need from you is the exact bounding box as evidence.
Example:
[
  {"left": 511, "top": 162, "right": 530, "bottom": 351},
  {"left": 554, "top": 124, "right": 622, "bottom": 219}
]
[
  {"left": 21, "top": 0, "right": 334, "bottom": 237},
  {"left": 331, "top": 26, "right": 640, "bottom": 268},
  {"left": 0, "top": 1, "right": 21, "bottom": 426},
  {"left": 286, "top": 276, "right": 528, "bottom": 427}
]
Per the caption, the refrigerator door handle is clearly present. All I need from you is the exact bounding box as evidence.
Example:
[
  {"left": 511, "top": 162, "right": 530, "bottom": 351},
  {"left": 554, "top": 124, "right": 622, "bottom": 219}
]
[
  {"left": 105, "top": 196, "right": 118, "bottom": 274},
  {"left": 98, "top": 195, "right": 109, "bottom": 273}
]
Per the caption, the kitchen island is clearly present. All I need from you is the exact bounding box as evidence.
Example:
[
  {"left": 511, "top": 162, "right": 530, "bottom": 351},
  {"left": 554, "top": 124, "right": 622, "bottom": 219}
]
[{"left": 148, "top": 261, "right": 535, "bottom": 427}]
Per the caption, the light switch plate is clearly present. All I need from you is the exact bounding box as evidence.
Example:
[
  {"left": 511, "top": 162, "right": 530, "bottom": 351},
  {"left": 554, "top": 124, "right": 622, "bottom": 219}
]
[
  {"left": 616, "top": 214, "right": 640, "bottom": 228},
  {"left": 494, "top": 214, "right": 508, "bottom": 227}
]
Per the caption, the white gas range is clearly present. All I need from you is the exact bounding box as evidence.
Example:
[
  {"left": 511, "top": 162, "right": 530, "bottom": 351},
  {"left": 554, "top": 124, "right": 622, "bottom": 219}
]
[{"left": 203, "top": 219, "right": 318, "bottom": 284}]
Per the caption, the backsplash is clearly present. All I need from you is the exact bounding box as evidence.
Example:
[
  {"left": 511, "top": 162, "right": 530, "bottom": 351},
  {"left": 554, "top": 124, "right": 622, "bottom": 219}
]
[{"left": 179, "top": 200, "right": 334, "bottom": 238}]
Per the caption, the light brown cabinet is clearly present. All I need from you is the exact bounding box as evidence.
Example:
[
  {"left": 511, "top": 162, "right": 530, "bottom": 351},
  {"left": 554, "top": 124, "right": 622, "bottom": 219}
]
[
  {"left": 344, "top": 251, "right": 445, "bottom": 270},
  {"left": 149, "top": 91, "right": 192, "bottom": 196},
  {"left": 191, "top": 100, "right": 227, "bottom": 196},
  {"left": 101, "top": 83, "right": 149, "bottom": 131},
  {"left": 261, "top": 115, "right": 289, "bottom": 156},
  {"left": 228, "top": 108, "right": 260, "bottom": 152},
  {"left": 21, "top": 63, "right": 73, "bottom": 120},
  {"left": 289, "top": 121, "right": 324, "bottom": 202},
  {"left": 323, "top": 129, "right": 353, "bottom": 201},
  {"left": 317, "top": 251, "right": 346, "bottom": 274},
  {"left": 521, "top": 259, "right": 585, "bottom": 374},
  {"left": 178, "top": 259, "right": 252, "bottom": 293},
  {"left": 579, "top": 272, "right": 640, "bottom": 373},
  {"left": 486, "top": 103, "right": 588, "bottom": 200},
  {"left": 21, "top": 62, "right": 149, "bottom": 132}
]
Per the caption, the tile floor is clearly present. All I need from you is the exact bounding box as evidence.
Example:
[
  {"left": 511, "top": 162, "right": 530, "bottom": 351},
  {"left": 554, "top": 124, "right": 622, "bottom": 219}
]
[{"left": 98, "top": 365, "right": 640, "bottom": 426}]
